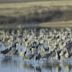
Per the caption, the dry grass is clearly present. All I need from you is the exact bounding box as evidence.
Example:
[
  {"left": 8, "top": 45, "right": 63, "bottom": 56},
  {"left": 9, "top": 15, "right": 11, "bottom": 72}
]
[
  {"left": 0, "top": 1, "right": 72, "bottom": 27},
  {"left": 0, "top": 1, "right": 72, "bottom": 16},
  {"left": 0, "top": 1, "right": 72, "bottom": 8},
  {"left": 0, "top": 1, "right": 71, "bottom": 16}
]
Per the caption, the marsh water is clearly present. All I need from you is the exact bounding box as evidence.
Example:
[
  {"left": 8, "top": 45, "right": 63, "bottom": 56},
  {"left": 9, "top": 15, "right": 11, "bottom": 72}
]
[
  {"left": 0, "top": 46, "right": 72, "bottom": 72},
  {"left": 0, "top": 54, "right": 72, "bottom": 72}
]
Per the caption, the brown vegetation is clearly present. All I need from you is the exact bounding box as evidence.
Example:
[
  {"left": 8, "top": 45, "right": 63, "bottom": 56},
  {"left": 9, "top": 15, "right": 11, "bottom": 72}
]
[{"left": 0, "top": 6, "right": 72, "bottom": 24}]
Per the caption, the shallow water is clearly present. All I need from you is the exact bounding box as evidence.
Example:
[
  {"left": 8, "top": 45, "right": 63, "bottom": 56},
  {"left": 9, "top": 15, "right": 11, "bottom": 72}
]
[
  {"left": 0, "top": 42, "right": 72, "bottom": 72},
  {"left": 0, "top": 55, "right": 72, "bottom": 72}
]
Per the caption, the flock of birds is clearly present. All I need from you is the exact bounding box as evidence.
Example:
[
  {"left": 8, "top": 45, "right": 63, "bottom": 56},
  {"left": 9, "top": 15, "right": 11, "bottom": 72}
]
[{"left": 0, "top": 28, "right": 72, "bottom": 62}]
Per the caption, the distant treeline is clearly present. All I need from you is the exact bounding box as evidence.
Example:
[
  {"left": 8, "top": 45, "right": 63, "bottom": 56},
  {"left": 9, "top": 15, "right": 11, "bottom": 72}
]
[
  {"left": 0, "top": 0, "right": 63, "bottom": 3},
  {"left": 0, "top": 6, "right": 72, "bottom": 24}
]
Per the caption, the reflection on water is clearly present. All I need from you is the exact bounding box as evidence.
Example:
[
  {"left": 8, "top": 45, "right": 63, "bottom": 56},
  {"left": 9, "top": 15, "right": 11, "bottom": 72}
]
[{"left": 0, "top": 55, "right": 72, "bottom": 72}]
